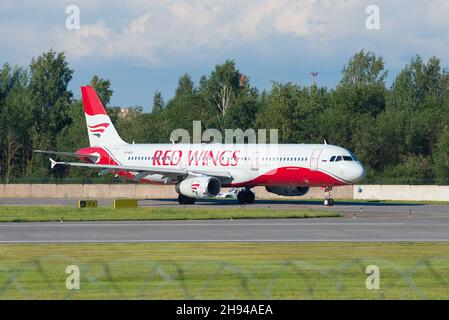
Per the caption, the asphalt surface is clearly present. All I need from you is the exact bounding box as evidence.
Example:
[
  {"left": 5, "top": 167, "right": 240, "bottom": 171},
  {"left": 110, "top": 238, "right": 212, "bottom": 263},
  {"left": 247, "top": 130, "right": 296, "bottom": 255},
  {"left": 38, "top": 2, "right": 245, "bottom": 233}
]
[{"left": 0, "top": 198, "right": 449, "bottom": 242}]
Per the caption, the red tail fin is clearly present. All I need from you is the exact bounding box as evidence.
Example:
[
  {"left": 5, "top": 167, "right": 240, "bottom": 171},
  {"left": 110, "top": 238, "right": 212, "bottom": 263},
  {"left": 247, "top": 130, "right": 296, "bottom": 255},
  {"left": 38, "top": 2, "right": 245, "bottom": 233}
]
[
  {"left": 81, "top": 86, "right": 107, "bottom": 116},
  {"left": 81, "top": 86, "right": 126, "bottom": 147}
]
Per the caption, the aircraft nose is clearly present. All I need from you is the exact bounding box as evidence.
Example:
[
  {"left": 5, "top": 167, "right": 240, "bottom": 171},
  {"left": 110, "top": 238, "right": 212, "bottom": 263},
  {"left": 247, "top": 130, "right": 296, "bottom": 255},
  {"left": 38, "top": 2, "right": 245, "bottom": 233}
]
[
  {"left": 342, "top": 161, "right": 365, "bottom": 183},
  {"left": 351, "top": 162, "right": 365, "bottom": 183}
]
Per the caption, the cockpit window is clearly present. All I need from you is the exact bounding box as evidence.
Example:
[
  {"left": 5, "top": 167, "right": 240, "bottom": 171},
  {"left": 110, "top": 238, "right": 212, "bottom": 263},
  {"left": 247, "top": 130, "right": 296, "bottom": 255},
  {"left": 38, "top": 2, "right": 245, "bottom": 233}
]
[
  {"left": 348, "top": 151, "right": 358, "bottom": 161},
  {"left": 329, "top": 155, "right": 356, "bottom": 162}
]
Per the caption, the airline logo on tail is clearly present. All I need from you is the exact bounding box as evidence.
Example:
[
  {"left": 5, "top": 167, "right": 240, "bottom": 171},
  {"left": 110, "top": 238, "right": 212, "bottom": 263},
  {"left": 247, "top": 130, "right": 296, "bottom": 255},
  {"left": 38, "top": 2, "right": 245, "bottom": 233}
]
[
  {"left": 88, "top": 123, "right": 110, "bottom": 138},
  {"left": 81, "top": 85, "right": 126, "bottom": 147}
]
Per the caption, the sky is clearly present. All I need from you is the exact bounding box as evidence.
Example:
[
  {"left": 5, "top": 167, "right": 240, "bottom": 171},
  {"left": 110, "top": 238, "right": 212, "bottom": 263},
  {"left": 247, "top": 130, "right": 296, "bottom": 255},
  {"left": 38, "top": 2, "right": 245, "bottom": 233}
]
[{"left": 1, "top": 0, "right": 448, "bottom": 111}]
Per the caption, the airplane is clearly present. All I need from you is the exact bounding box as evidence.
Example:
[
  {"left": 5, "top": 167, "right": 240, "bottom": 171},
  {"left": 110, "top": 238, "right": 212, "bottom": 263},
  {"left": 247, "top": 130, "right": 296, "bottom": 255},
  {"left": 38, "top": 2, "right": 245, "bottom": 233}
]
[{"left": 36, "top": 86, "right": 365, "bottom": 206}]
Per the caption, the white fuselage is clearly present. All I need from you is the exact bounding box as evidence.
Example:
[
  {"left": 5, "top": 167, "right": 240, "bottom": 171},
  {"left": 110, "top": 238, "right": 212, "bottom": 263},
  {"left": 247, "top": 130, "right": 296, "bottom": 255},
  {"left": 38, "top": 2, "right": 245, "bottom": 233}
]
[{"left": 98, "top": 143, "right": 365, "bottom": 187}]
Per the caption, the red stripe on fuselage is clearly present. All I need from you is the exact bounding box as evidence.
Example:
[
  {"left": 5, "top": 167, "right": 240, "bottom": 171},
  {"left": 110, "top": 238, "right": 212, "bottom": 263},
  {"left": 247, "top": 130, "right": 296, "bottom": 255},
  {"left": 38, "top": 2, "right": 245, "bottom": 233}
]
[{"left": 229, "top": 166, "right": 346, "bottom": 188}]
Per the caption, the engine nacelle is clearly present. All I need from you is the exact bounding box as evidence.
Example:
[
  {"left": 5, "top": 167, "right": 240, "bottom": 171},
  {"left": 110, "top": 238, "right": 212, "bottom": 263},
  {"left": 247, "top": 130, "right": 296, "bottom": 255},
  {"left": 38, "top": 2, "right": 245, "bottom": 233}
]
[
  {"left": 265, "top": 186, "right": 310, "bottom": 197},
  {"left": 176, "top": 176, "right": 221, "bottom": 198}
]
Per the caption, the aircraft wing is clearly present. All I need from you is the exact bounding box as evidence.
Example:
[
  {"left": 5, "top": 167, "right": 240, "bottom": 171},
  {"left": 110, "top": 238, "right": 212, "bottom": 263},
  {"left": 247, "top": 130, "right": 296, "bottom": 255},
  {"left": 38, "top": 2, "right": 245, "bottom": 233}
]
[
  {"left": 35, "top": 150, "right": 99, "bottom": 162},
  {"left": 48, "top": 158, "right": 233, "bottom": 182}
]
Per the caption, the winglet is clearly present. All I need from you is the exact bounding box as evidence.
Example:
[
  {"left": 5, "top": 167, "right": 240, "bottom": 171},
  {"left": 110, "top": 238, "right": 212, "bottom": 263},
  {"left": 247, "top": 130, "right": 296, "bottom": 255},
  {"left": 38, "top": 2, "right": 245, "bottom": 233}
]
[{"left": 49, "top": 158, "right": 57, "bottom": 169}]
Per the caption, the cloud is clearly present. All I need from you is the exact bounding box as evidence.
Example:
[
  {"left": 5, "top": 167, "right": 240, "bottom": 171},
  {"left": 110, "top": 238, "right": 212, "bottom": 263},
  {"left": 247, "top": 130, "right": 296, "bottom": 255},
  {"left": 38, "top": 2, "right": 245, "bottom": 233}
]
[
  {"left": 125, "top": 12, "right": 151, "bottom": 34},
  {"left": 58, "top": 20, "right": 111, "bottom": 59},
  {"left": 1, "top": 0, "right": 449, "bottom": 70}
]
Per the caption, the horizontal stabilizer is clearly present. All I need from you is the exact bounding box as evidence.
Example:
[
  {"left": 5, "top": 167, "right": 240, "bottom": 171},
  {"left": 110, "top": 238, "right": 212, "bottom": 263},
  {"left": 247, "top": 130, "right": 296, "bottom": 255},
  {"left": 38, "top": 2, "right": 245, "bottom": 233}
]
[
  {"left": 49, "top": 158, "right": 57, "bottom": 169},
  {"left": 35, "top": 150, "right": 99, "bottom": 162}
]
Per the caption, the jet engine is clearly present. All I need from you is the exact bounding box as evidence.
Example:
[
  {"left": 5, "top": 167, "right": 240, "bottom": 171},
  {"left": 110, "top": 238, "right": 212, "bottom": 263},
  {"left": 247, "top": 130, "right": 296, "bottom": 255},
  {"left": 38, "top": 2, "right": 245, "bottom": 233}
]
[
  {"left": 176, "top": 176, "right": 221, "bottom": 199},
  {"left": 265, "top": 186, "right": 310, "bottom": 196}
]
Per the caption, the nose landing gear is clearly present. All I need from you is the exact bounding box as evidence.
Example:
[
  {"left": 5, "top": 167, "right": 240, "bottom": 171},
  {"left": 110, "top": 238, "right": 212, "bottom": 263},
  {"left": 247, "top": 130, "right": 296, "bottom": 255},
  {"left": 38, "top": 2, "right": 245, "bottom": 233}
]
[
  {"left": 237, "top": 188, "right": 255, "bottom": 205},
  {"left": 322, "top": 186, "right": 334, "bottom": 206}
]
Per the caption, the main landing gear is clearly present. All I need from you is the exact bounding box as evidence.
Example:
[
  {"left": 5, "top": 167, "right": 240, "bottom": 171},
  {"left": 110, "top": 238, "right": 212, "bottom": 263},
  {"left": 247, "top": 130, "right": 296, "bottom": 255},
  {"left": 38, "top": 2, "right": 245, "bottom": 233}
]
[
  {"left": 178, "top": 194, "right": 196, "bottom": 205},
  {"left": 322, "top": 186, "right": 334, "bottom": 207},
  {"left": 237, "top": 188, "right": 255, "bottom": 205}
]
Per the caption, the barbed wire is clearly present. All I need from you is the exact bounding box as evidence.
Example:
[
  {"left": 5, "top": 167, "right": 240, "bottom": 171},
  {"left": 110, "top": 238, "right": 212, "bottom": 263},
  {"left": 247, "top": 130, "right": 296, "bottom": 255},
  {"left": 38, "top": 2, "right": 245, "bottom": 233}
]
[{"left": 1, "top": 255, "right": 449, "bottom": 299}]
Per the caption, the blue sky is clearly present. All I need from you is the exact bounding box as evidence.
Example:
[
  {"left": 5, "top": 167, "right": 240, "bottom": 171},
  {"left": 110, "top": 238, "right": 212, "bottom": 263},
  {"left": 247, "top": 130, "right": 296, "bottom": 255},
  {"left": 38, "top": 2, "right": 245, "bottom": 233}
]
[{"left": 1, "top": 0, "right": 448, "bottom": 111}]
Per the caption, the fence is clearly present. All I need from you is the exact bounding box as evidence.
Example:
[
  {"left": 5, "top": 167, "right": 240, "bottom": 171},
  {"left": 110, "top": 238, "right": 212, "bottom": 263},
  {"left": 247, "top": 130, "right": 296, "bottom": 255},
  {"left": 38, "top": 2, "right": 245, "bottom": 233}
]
[{"left": 0, "top": 184, "right": 448, "bottom": 201}]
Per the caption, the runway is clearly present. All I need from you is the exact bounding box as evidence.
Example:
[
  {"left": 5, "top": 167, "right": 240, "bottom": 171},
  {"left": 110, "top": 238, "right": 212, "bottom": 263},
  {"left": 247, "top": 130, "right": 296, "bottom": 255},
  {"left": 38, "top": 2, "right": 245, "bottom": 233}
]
[{"left": 1, "top": 198, "right": 449, "bottom": 242}]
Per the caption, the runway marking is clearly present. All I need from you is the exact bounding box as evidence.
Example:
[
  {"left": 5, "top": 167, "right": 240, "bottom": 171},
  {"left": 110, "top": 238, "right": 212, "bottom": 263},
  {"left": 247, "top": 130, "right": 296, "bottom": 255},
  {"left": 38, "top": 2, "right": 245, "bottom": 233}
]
[
  {"left": 0, "top": 222, "right": 407, "bottom": 227},
  {"left": 1, "top": 239, "right": 449, "bottom": 243}
]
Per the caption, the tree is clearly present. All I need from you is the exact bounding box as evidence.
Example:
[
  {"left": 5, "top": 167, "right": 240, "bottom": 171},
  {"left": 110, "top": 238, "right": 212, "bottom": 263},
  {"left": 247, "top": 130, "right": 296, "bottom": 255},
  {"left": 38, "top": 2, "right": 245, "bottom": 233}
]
[
  {"left": 116, "top": 106, "right": 146, "bottom": 143},
  {"left": 0, "top": 50, "right": 448, "bottom": 184},
  {"left": 224, "top": 86, "right": 261, "bottom": 130},
  {"left": 433, "top": 126, "right": 449, "bottom": 184},
  {"left": 28, "top": 50, "right": 73, "bottom": 136},
  {"left": 176, "top": 74, "right": 194, "bottom": 97},
  {"left": 90, "top": 75, "right": 113, "bottom": 106},
  {"left": 152, "top": 91, "right": 165, "bottom": 113},
  {"left": 0, "top": 65, "right": 32, "bottom": 181},
  {"left": 26, "top": 50, "right": 74, "bottom": 179},
  {"left": 340, "top": 50, "right": 387, "bottom": 87},
  {"left": 387, "top": 56, "right": 449, "bottom": 157},
  {"left": 4, "top": 130, "right": 21, "bottom": 183},
  {"left": 208, "top": 61, "right": 241, "bottom": 116}
]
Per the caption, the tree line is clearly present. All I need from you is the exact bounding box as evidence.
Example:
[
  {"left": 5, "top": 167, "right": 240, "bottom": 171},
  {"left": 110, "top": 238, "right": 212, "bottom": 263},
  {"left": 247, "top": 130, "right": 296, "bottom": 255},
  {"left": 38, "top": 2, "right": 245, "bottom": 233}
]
[{"left": 0, "top": 49, "right": 448, "bottom": 184}]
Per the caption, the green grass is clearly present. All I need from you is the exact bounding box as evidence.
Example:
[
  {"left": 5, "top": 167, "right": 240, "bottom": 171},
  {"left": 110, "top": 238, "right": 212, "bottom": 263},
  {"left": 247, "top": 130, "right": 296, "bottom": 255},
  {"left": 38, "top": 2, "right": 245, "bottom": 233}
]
[
  {"left": 0, "top": 206, "right": 340, "bottom": 222},
  {"left": 0, "top": 243, "right": 449, "bottom": 299},
  {"left": 272, "top": 198, "right": 449, "bottom": 205}
]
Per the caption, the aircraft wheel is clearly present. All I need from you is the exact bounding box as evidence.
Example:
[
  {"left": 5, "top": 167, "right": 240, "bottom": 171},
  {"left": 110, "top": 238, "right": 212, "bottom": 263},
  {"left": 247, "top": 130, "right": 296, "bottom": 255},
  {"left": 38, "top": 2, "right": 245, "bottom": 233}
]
[
  {"left": 237, "top": 189, "right": 255, "bottom": 204},
  {"left": 178, "top": 194, "right": 196, "bottom": 205},
  {"left": 246, "top": 190, "right": 255, "bottom": 204},
  {"left": 237, "top": 191, "right": 246, "bottom": 205},
  {"left": 324, "top": 198, "right": 334, "bottom": 206}
]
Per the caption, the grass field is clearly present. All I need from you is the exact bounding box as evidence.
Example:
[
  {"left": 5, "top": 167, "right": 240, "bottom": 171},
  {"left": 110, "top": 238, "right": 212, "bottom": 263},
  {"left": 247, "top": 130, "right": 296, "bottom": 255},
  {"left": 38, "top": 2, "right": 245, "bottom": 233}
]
[
  {"left": 0, "top": 206, "right": 340, "bottom": 222},
  {"left": 0, "top": 243, "right": 449, "bottom": 299},
  {"left": 272, "top": 198, "right": 449, "bottom": 205}
]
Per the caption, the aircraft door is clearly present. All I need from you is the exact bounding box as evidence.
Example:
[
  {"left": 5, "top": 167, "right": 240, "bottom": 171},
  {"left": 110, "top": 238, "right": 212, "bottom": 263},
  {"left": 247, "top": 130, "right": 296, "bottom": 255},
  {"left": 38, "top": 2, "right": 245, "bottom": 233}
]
[
  {"left": 179, "top": 150, "right": 187, "bottom": 170},
  {"left": 310, "top": 149, "right": 322, "bottom": 170},
  {"left": 251, "top": 152, "right": 259, "bottom": 171}
]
